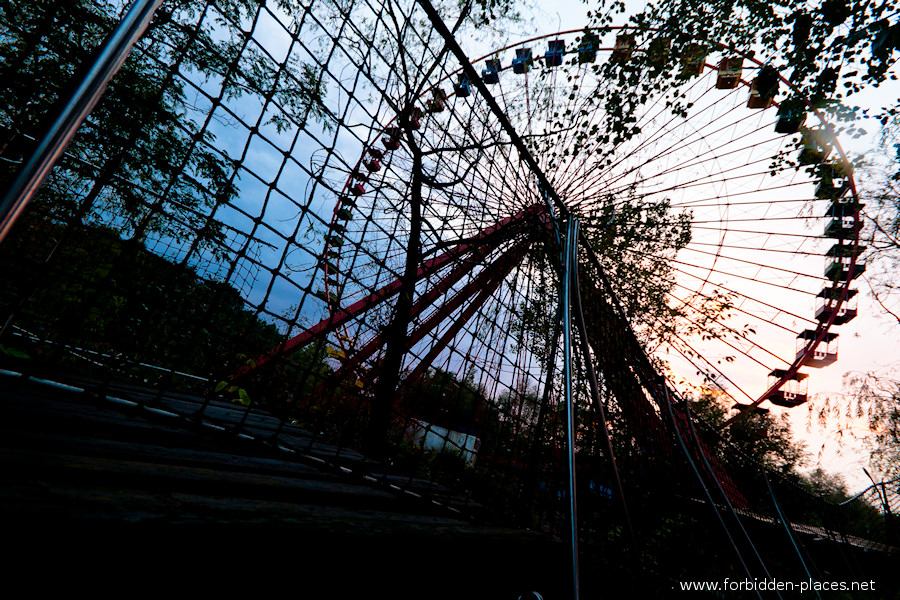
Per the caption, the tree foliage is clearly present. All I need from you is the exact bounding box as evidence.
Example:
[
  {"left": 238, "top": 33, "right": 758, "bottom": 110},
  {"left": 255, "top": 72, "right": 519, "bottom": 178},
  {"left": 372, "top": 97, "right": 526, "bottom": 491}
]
[
  {"left": 0, "top": 0, "right": 340, "bottom": 408},
  {"left": 399, "top": 367, "right": 491, "bottom": 432},
  {"left": 0, "top": 0, "right": 329, "bottom": 251},
  {"left": 580, "top": 191, "right": 693, "bottom": 347},
  {"left": 814, "top": 369, "right": 900, "bottom": 480},
  {"left": 691, "top": 386, "right": 807, "bottom": 473},
  {"left": 0, "top": 213, "right": 282, "bottom": 378},
  {"left": 573, "top": 0, "right": 900, "bottom": 338},
  {"left": 823, "top": 116, "right": 900, "bottom": 483},
  {"left": 579, "top": 0, "right": 900, "bottom": 487},
  {"left": 800, "top": 466, "right": 851, "bottom": 502},
  {"left": 586, "top": 0, "right": 899, "bottom": 128},
  {"left": 858, "top": 114, "right": 900, "bottom": 324}
]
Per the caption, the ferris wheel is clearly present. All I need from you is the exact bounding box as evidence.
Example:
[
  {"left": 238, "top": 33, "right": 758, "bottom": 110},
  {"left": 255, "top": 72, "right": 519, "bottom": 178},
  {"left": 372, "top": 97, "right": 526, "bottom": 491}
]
[{"left": 247, "top": 26, "right": 862, "bottom": 429}]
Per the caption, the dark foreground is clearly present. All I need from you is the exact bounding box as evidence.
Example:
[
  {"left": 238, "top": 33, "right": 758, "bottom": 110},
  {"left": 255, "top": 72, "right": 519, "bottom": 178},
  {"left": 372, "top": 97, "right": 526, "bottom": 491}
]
[{"left": 0, "top": 367, "right": 570, "bottom": 598}]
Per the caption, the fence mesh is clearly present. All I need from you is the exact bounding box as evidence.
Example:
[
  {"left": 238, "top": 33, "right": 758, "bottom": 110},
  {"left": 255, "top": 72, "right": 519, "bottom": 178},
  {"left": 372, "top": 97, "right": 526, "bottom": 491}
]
[{"left": 1, "top": 0, "right": 896, "bottom": 594}]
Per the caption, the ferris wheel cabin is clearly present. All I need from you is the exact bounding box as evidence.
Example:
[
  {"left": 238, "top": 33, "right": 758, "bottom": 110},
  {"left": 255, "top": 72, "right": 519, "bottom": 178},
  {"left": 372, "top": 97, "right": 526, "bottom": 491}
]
[
  {"left": 775, "top": 98, "right": 807, "bottom": 134},
  {"left": 746, "top": 65, "right": 779, "bottom": 109},
  {"left": 732, "top": 403, "right": 770, "bottom": 438},
  {"left": 512, "top": 48, "right": 532, "bottom": 74},
  {"left": 612, "top": 33, "right": 635, "bottom": 63},
  {"left": 824, "top": 241, "right": 866, "bottom": 282},
  {"left": 798, "top": 126, "right": 834, "bottom": 165},
  {"left": 795, "top": 330, "right": 839, "bottom": 367},
  {"left": 715, "top": 57, "right": 742, "bottom": 89},
  {"left": 578, "top": 31, "right": 600, "bottom": 64},
  {"left": 823, "top": 203, "right": 862, "bottom": 238},
  {"left": 482, "top": 59, "right": 501, "bottom": 84},
  {"left": 545, "top": 39, "right": 565, "bottom": 67},
  {"left": 426, "top": 88, "right": 447, "bottom": 113},
  {"left": 765, "top": 369, "right": 809, "bottom": 408},
  {"left": 815, "top": 286, "right": 858, "bottom": 324}
]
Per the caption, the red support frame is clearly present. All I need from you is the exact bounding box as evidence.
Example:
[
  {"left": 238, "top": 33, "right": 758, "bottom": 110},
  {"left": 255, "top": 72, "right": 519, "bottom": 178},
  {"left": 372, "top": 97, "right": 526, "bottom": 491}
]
[
  {"left": 234, "top": 203, "right": 548, "bottom": 377},
  {"left": 405, "top": 254, "right": 519, "bottom": 384},
  {"left": 337, "top": 237, "right": 534, "bottom": 380}
]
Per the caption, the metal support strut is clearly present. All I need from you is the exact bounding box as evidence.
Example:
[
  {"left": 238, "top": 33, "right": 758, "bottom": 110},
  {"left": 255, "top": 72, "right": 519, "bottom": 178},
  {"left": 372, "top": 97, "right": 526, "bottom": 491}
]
[
  {"left": 0, "top": 0, "right": 164, "bottom": 244},
  {"left": 562, "top": 216, "right": 581, "bottom": 600}
]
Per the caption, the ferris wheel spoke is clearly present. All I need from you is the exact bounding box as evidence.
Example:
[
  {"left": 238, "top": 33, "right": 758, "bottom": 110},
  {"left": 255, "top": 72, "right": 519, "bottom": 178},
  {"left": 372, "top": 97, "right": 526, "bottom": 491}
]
[
  {"left": 688, "top": 241, "right": 825, "bottom": 257},
  {"left": 673, "top": 273, "right": 818, "bottom": 329},
  {"left": 619, "top": 245, "right": 822, "bottom": 290},
  {"left": 588, "top": 132, "right": 793, "bottom": 203},
  {"left": 280, "top": 25, "right": 864, "bottom": 453},
  {"left": 661, "top": 288, "right": 794, "bottom": 366},
  {"left": 665, "top": 336, "right": 753, "bottom": 405},
  {"left": 564, "top": 92, "right": 766, "bottom": 201},
  {"left": 600, "top": 246, "right": 815, "bottom": 353},
  {"left": 678, "top": 245, "right": 828, "bottom": 281},
  {"left": 618, "top": 246, "right": 820, "bottom": 327}
]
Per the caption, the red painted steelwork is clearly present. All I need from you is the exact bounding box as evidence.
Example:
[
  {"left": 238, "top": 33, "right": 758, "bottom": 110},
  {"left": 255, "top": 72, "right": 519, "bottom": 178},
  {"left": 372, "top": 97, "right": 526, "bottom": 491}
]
[
  {"left": 234, "top": 203, "right": 548, "bottom": 377},
  {"left": 405, "top": 248, "right": 524, "bottom": 384},
  {"left": 337, "top": 237, "right": 534, "bottom": 380},
  {"left": 667, "top": 392, "right": 748, "bottom": 508},
  {"left": 581, "top": 241, "right": 747, "bottom": 506}
]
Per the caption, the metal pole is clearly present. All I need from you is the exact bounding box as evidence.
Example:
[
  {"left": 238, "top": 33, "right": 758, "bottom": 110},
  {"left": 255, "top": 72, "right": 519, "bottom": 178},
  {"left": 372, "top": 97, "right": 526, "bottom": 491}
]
[
  {"left": 569, "top": 242, "right": 638, "bottom": 555},
  {"left": 0, "top": 0, "right": 164, "bottom": 245},
  {"left": 562, "top": 216, "right": 581, "bottom": 600},
  {"left": 763, "top": 471, "right": 822, "bottom": 600}
]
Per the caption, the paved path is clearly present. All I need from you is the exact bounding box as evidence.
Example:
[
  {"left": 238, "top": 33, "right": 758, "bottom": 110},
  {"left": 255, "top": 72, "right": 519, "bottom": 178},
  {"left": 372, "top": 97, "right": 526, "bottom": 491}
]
[{"left": 0, "top": 366, "right": 568, "bottom": 598}]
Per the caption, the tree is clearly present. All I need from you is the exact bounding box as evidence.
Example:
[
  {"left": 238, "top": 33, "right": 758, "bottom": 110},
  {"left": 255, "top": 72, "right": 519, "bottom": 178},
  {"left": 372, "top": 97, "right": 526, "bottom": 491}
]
[
  {"left": 814, "top": 115, "right": 900, "bottom": 482},
  {"left": 0, "top": 212, "right": 284, "bottom": 377},
  {"left": 319, "top": 0, "right": 525, "bottom": 454},
  {"left": 575, "top": 0, "right": 900, "bottom": 486},
  {"left": 858, "top": 114, "right": 900, "bottom": 324},
  {"left": 575, "top": 0, "right": 900, "bottom": 327},
  {"left": 398, "top": 367, "right": 491, "bottom": 433},
  {"left": 813, "top": 368, "right": 900, "bottom": 481},
  {"left": 0, "top": 0, "right": 329, "bottom": 252},
  {"left": 800, "top": 465, "right": 851, "bottom": 502},
  {"left": 584, "top": 0, "right": 899, "bottom": 127},
  {"left": 577, "top": 0, "right": 900, "bottom": 322},
  {"left": 1, "top": 0, "right": 530, "bottom": 441},
  {"left": 0, "top": 0, "right": 337, "bottom": 386},
  {"left": 807, "top": 106, "right": 900, "bottom": 483},
  {"left": 691, "top": 386, "right": 807, "bottom": 473},
  {"left": 576, "top": 0, "right": 900, "bottom": 326}
]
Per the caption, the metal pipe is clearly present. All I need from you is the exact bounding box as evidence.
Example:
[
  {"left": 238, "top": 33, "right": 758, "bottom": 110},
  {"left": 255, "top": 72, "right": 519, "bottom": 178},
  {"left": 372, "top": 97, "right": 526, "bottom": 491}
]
[
  {"left": 660, "top": 381, "right": 762, "bottom": 597},
  {"left": 764, "top": 470, "right": 823, "bottom": 600},
  {"left": 562, "top": 216, "right": 581, "bottom": 600},
  {"left": 0, "top": 0, "right": 164, "bottom": 245},
  {"left": 569, "top": 241, "right": 638, "bottom": 555}
]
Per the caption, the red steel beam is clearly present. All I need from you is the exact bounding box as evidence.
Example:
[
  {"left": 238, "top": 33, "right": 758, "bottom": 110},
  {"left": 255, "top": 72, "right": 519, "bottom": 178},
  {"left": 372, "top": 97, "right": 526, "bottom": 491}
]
[
  {"left": 666, "top": 392, "right": 748, "bottom": 508},
  {"left": 337, "top": 237, "right": 534, "bottom": 380},
  {"left": 235, "top": 203, "right": 547, "bottom": 377},
  {"left": 404, "top": 245, "right": 527, "bottom": 384}
]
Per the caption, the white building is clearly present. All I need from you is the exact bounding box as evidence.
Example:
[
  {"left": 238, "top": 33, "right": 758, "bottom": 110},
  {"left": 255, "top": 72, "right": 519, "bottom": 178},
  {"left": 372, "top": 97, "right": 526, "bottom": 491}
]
[{"left": 407, "top": 419, "right": 481, "bottom": 466}]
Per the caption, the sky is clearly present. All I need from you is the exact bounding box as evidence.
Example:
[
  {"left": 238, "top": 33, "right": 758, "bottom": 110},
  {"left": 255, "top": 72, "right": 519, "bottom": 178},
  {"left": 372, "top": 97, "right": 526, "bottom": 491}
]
[
  {"left": 205, "top": 0, "right": 896, "bottom": 492},
  {"left": 509, "top": 0, "right": 900, "bottom": 492},
  {"left": 115, "top": 0, "right": 897, "bottom": 493}
]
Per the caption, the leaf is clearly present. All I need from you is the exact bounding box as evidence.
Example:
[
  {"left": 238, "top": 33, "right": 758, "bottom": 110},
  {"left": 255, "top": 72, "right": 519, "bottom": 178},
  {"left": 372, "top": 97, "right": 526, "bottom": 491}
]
[
  {"left": 0, "top": 345, "right": 30, "bottom": 359},
  {"left": 238, "top": 388, "right": 251, "bottom": 406}
]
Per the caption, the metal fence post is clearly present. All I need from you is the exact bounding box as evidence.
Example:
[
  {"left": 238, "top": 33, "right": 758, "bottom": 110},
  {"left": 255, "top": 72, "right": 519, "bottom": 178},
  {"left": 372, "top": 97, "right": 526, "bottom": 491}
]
[
  {"left": 0, "top": 0, "right": 164, "bottom": 244},
  {"left": 562, "top": 215, "right": 581, "bottom": 600}
]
